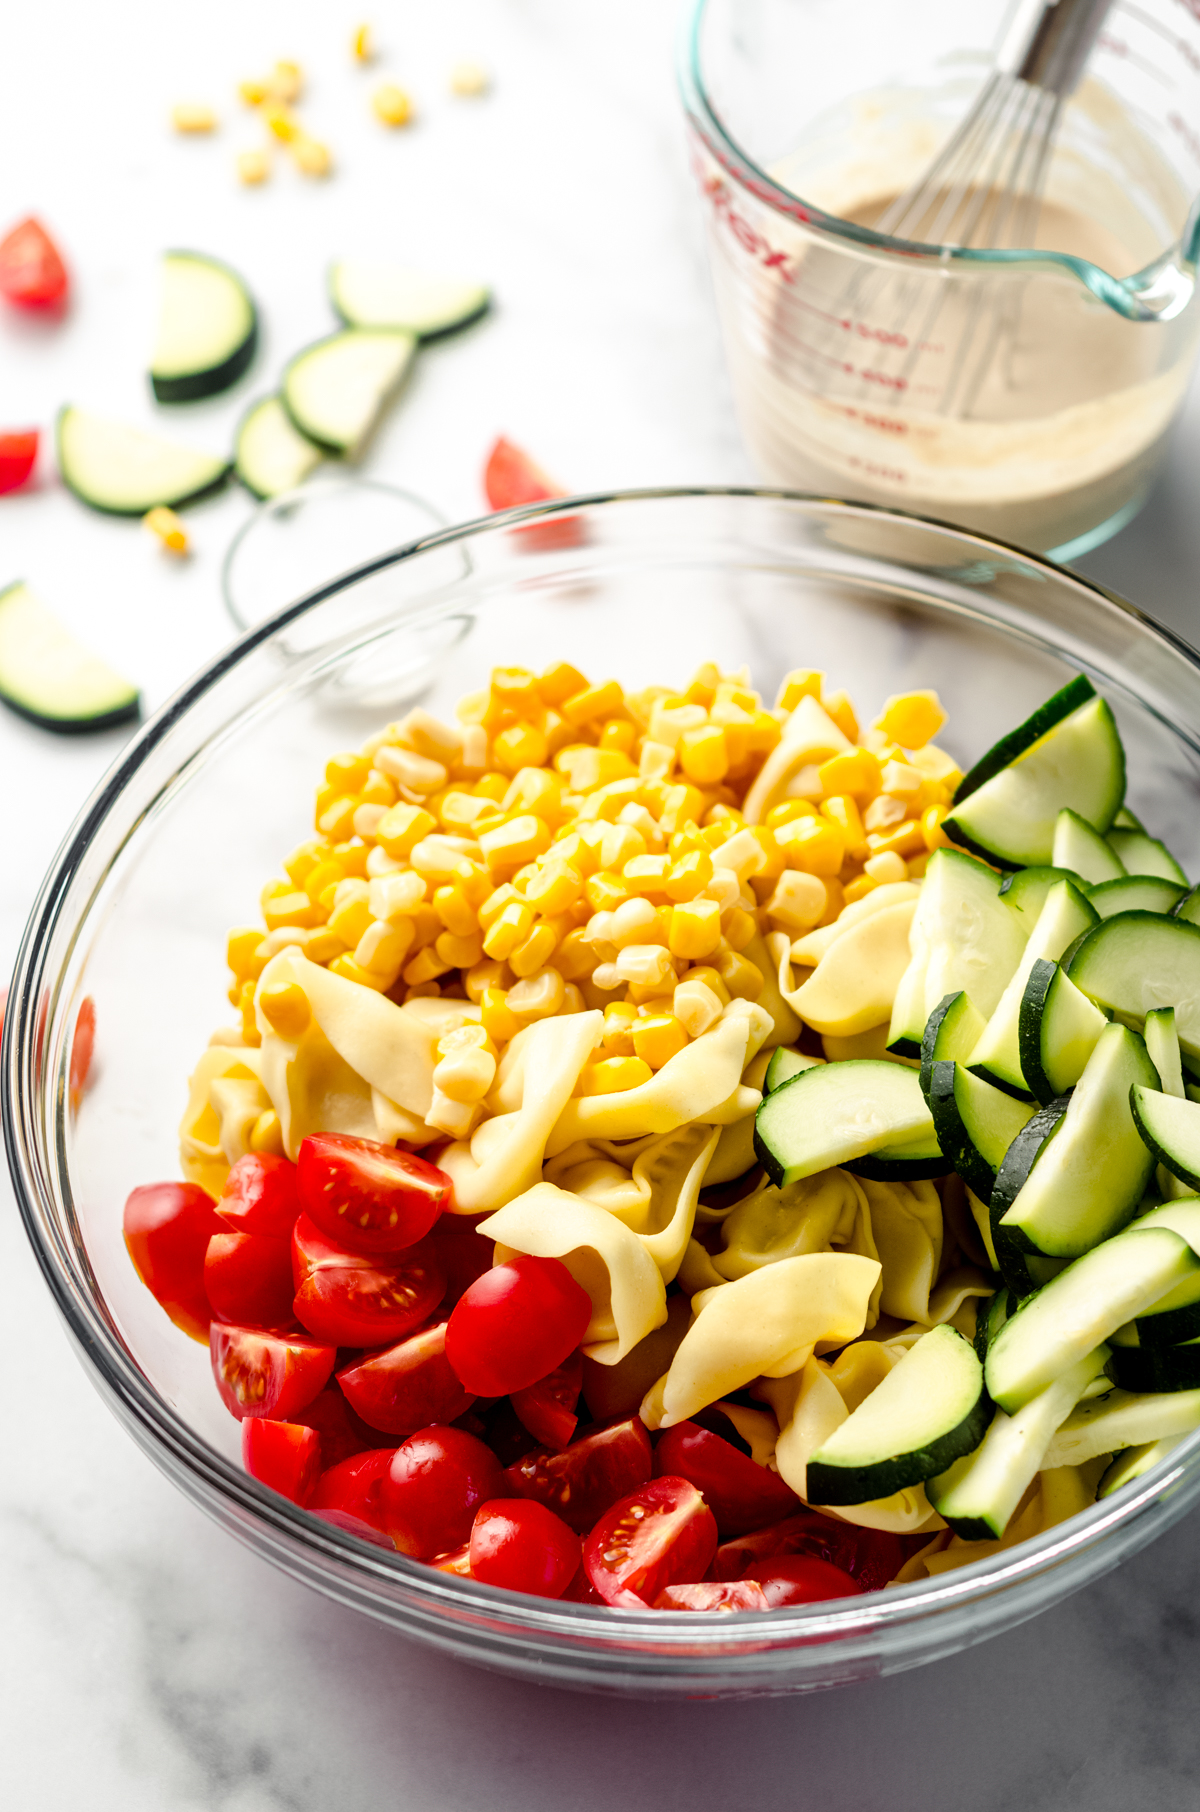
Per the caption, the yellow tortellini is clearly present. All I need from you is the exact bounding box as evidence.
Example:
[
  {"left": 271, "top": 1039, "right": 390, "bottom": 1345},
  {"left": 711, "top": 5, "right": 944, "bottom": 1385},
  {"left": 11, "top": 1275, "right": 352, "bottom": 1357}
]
[
  {"left": 545, "top": 1121, "right": 718, "bottom": 1283},
  {"left": 771, "top": 896, "right": 918, "bottom": 1038},
  {"left": 179, "top": 1046, "right": 271, "bottom": 1196},
  {"left": 895, "top": 1460, "right": 1109, "bottom": 1580},
  {"left": 741, "top": 693, "right": 852, "bottom": 823},
  {"left": 858, "top": 1177, "right": 942, "bottom": 1325}
]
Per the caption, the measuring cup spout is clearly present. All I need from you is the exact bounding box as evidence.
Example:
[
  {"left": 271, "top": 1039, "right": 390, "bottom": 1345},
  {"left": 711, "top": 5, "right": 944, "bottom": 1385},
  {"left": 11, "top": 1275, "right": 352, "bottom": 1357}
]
[{"left": 1101, "top": 197, "right": 1200, "bottom": 324}]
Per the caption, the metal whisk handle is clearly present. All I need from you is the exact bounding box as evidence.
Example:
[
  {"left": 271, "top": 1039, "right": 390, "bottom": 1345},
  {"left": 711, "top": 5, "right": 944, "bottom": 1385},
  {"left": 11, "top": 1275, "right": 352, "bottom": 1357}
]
[{"left": 995, "top": 0, "right": 1113, "bottom": 95}]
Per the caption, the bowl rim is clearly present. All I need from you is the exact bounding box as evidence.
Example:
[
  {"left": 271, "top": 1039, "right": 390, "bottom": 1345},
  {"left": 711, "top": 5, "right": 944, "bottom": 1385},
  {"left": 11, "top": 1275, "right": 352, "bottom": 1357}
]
[{"left": 7, "top": 482, "right": 1200, "bottom": 1658}]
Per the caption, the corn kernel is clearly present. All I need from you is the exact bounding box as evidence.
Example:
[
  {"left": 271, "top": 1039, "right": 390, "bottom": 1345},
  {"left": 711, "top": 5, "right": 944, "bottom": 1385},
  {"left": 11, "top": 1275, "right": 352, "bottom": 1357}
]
[
  {"left": 555, "top": 746, "right": 638, "bottom": 793},
  {"left": 907, "top": 852, "right": 930, "bottom": 879},
  {"left": 328, "top": 894, "right": 373, "bottom": 948},
  {"left": 631, "top": 1013, "right": 688, "bottom": 1071},
  {"left": 456, "top": 724, "right": 489, "bottom": 778},
  {"left": 922, "top": 805, "right": 952, "bottom": 852},
  {"left": 227, "top": 927, "right": 264, "bottom": 979},
  {"left": 776, "top": 815, "right": 845, "bottom": 876},
  {"left": 304, "top": 930, "right": 346, "bottom": 966},
  {"left": 659, "top": 783, "right": 707, "bottom": 837},
  {"left": 503, "top": 766, "right": 562, "bottom": 822},
  {"left": 682, "top": 662, "right": 721, "bottom": 708},
  {"left": 597, "top": 822, "right": 644, "bottom": 873},
  {"left": 864, "top": 793, "right": 907, "bottom": 834},
  {"left": 465, "top": 958, "right": 512, "bottom": 1002},
  {"left": 818, "top": 749, "right": 881, "bottom": 801},
  {"left": 360, "top": 770, "right": 397, "bottom": 809},
  {"left": 271, "top": 60, "right": 303, "bottom": 102},
  {"left": 584, "top": 869, "right": 632, "bottom": 914},
  {"left": 301, "top": 859, "right": 342, "bottom": 905},
  {"left": 334, "top": 840, "right": 370, "bottom": 878},
  {"left": 449, "top": 59, "right": 490, "bottom": 97},
  {"left": 264, "top": 889, "right": 322, "bottom": 932},
  {"left": 507, "top": 967, "right": 567, "bottom": 1020},
  {"left": 822, "top": 689, "right": 859, "bottom": 742},
  {"left": 258, "top": 981, "right": 311, "bottom": 1039},
  {"left": 352, "top": 23, "right": 373, "bottom": 61},
  {"left": 639, "top": 739, "right": 675, "bottom": 782},
  {"left": 432, "top": 1039, "right": 497, "bottom": 1103},
  {"left": 711, "top": 826, "right": 767, "bottom": 883},
  {"left": 615, "top": 944, "right": 675, "bottom": 991},
  {"left": 238, "top": 79, "right": 268, "bottom": 106},
  {"left": 594, "top": 718, "right": 635, "bottom": 758},
  {"left": 562, "top": 679, "right": 624, "bottom": 727},
  {"left": 821, "top": 795, "right": 868, "bottom": 860},
  {"left": 765, "top": 871, "right": 827, "bottom": 936},
  {"left": 477, "top": 813, "right": 552, "bottom": 877},
  {"left": 327, "top": 762, "right": 370, "bottom": 807},
  {"left": 623, "top": 853, "right": 670, "bottom": 895},
  {"left": 841, "top": 874, "right": 879, "bottom": 906},
  {"left": 661, "top": 849, "right": 711, "bottom": 902},
  {"left": 552, "top": 928, "right": 598, "bottom": 981},
  {"left": 482, "top": 899, "right": 535, "bottom": 960},
  {"left": 376, "top": 803, "right": 437, "bottom": 860},
  {"left": 430, "top": 882, "right": 473, "bottom": 938},
  {"left": 722, "top": 907, "right": 757, "bottom": 952},
  {"left": 329, "top": 953, "right": 386, "bottom": 990},
  {"left": 478, "top": 986, "right": 522, "bottom": 1044},
  {"left": 867, "top": 820, "right": 925, "bottom": 858},
  {"left": 249, "top": 1109, "right": 284, "bottom": 1155},
  {"left": 357, "top": 920, "right": 415, "bottom": 977},
  {"left": 714, "top": 950, "right": 764, "bottom": 1000},
  {"left": 373, "top": 82, "right": 414, "bottom": 126},
  {"left": 776, "top": 669, "right": 823, "bottom": 712},
  {"left": 863, "top": 851, "right": 908, "bottom": 884},
  {"left": 318, "top": 796, "right": 359, "bottom": 841},
  {"left": 673, "top": 978, "right": 723, "bottom": 1038},
  {"left": 172, "top": 102, "right": 218, "bottom": 133},
  {"left": 523, "top": 860, "right": 583, "bottom": 915},
  {"left": 577, "top": 1055, "right": 654, "bottom": 1096},
  {"left": 876, "top": 690, "right": 947, "bottom": 750},
  {"left": 668, "top": 898, "right": 722, "bottom": 961},
  {"left": 703, "top": 866, "right": 742, "bottom": 913},
  {"left": 375, "top": 745, "right": 447, "bottom": 795},
  {"left": 493, "top": 721, "right": 549, "bottom": 774},
  {"left": 263, "top": 104, "right": 298, "bottom": 142},
  {"left": 431, "top": 928, "right": 481, "bottom": 970},
  {"left": 143, "top": 505, "right": 189, "bottom": 554},
  {"left": 679, "top": 964, "right": 731, "bottom": 1006},
  {"left": 403, "top": 945, "right": 453, "bottom": 987},
  {"left": 537, "top": 661, "right": 587, "bottom": 706},
  {"left": 608, "top": 897, "right": 663, "bottom": 949},
  {"left": 353, "top": 803, "right": 388, "bottom": 840},
  {"left": 602, "top": 1001, "right": 639, "bottom": 1054},
  {"left": 678, "top": 724, "right": 729, "bottom": 786}
]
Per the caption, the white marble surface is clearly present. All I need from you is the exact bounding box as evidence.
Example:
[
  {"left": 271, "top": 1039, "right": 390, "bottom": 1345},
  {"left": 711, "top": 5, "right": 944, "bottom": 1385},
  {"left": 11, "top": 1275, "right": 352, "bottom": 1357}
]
[{"left": 5, "top": 2, "right": 1200, "bottom": 1805}]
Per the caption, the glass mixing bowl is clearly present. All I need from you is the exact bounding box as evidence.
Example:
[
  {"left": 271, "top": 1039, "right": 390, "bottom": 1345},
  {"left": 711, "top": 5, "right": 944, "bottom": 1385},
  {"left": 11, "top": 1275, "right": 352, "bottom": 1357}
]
[{"left": 7, "top": 489, "right": 1200, "bottom": 1698}]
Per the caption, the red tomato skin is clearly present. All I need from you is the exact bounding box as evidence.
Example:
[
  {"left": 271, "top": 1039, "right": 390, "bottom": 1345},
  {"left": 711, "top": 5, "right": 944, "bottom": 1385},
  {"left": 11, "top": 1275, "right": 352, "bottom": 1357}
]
[
  {"left": 503, "top": 1416, "right": 653, "bottom": 1534},
  {"left": 653, "top": 1421, "right": 801, "bottom": 1538},
  {"left": 216, "top": 1153, "right": 301, "bottom": 1238},
  {"left": 297, "top": 1133, "right": 450, "bottom": 1255},
  {"left": 383, "top": 1426, "right": 505, "bottom": 1558},
  {"left": 210, "top": 1323, "right": 336, "bottom": 1420},
  {"left": 584, "top": 1476, "right": 719, "bottom": 1609},
  {"left": 654, "top": 1580, "right": 770, "bottom": 1612},
  {"left": 310, "top": 1448, "right": 396, "bottom": 1532},
  {"left": 0, "top": 218, "right": 68, "bottom": 308},
  {"left": 744, "top": 1554, "right": 863, "bottom": 1607},
  {"left": 429, "top": 1217, "right": 495, "bottom": 1308},
  {"left": 204, "top": 1231, "right": 296, "bottom": 1329},
  {"left": 445, "top": 1255, "right": 592, "bottom": 1396},
  {"left": 67, "top": 995, "right": 94, "bottom": 1104},
  {"left": 123, "top": 1181, "right": 222, "bottom": 1342},
  {"left": 510, "top": 1349, "right": 582, "bottom": 1450},
  {"left": 284, "top": 1385, "right": 378, "bottom": 1469},
  {"left": 469, "top": 1498, "right": 581, "bottom": 1599},
  {"left": 713, "top": 1510, "right": 910, "bottom": 1594},
  {"left": 242, "top": 1418, "right": 322, "bottom": 1506},
  {"left": 560, "top": 1564, "right": 605, "bottom": 1605},
  {"left": 0, "top": 430, "right": 37, "bottom": 496},
  {"left": 430, "top": 1542, "right": 474, "bottom": 1576},
  {"left": 290, "top": 1213, "right": 445, "bottom": 1346},
  {"left": 336, "top": 1321, "right": 474, "bottom": 1436}
]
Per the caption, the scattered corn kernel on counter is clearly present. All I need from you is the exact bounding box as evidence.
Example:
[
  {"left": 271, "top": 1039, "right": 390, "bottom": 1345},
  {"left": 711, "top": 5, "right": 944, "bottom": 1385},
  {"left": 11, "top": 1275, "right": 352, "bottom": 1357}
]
[{"left": 122, "top": 661, "right": 1200, "bottom": 1609}]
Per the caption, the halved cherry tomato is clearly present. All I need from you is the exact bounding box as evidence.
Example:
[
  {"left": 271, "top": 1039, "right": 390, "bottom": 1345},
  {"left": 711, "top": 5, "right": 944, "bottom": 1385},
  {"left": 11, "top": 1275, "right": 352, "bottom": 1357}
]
[
  {"left": 291, "top": 1212, "right": 444, "bottom": 1347},
  {"left": 713, "top": 1509, "right": 911, "bottom": 1594},
  {"left": 584, "top": 1476, "right": 718, "bottom": 1609},
  {"left": 445, "top": 1254, "right": 592, "bottom": 1396},
  {"left": 242, "top": 1418, "right": 321, "bottom": 1506},
  {"left": 383, "top": 1426, "right": 505, "bottom": 1558},
  {"left": 482, "top": 436, "right": 581, "bottom": 548},
  {"left": 478, "top": 1400, "right": 542, "bottom": 1467},
  {"left": 308, "top": 1509, "right": 397, "bottom": 1549},
  {"left": 297, "top": 1133, "right": 450, "bottom": 1255},
  {"left": 0, "top": 218, "right": 68, "bottom": 309},
  {"left": 68, "top": 995, "right": 94, "bottom": 1106},
  {"left": 204, "top": 1231, "right": 295, "bottom": 1328},
  {"left": 215, "top": 1152, "right": 301, "bottom": 1238},
  {"left": 429, "top": 1215, "right": 495, "bottom": 1307},
  {"left": 124, "top": 1181, "right": 222, "bottom": 1342},
  {"left": 560, "top": 1565, "right": 605, "bottom": 1605},
  {"left": 336, "top": 1321, "right": 474, "bottom": 1436},
  {"left": 285, "top": 1384, "right": 377, "bottom": 1469},
  {"left": 510, "top": 1349, "right": 582, "bottom": 1450},
  {"left": 431, "top": 1544, "right": 473, "bottom": 1576},
  {"left": 744, "top": 1554, "right": 863, "bottom": 1607},
  {"left": 210, "top": 1323, "right": 336, "bottom": 1420},
  {"left": 0, "top": 430, "right": 37, "bottom": 496},
  {"left": 653, "top": 1420, "right": 801, "bottom": 1538},
  {"left": 310, "top": 1448, "right": 396, "bottom": 1532},
  {"left": 654, "top": 1581, "right": 769, "bottom": 1612},
  {"left": 469, "top": 1498, "right": 581, "bottom": 1599},
  {"left": 504, "top": 1416, "right": 653, "bottom": 1534}
]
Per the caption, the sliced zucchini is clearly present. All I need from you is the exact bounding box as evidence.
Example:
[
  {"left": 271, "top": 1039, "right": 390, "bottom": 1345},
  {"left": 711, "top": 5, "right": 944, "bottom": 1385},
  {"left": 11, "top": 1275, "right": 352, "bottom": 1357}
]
[
  {"left": 281, "top": 328, "right": 417, "bottom": 457},
  {"left": 995, "top": 1022, "right": 1159, "bottom": 1257},
  {"left": 1089, "top": 875, "right": 1186, "bottom": 920},
  {"left": 1113, "top": 1197, "right": 1200, "bottom": 1348},
  {"left": 945, "top": 691, "right": 1125, "bottom": 870},
  {"left": 1174, "top": 886, "right": 1200, "bottom": 928},
  {"left": 844, "top": 1124, "right": 948, "bottom": 1183},
  {"left": 1052, "top": 808, "right": 1125, "bottom": 886},
  {"left": 928, "top": 1345, "right": 1108, "bottom": 1539},
  {"left": 1111, "top": 1335, "right": 1200, "bottom": 1392},
  {"left": 1018, "top": 958, "right": 1109, "bottom": 1106},
  {"left": 1129, "top": 1087, "right": 1200, "bottom": 1193},
  {"left": 920, "top": 991, "right": 986, "bottom": 1098},
  {"left": 1144, "top": 1007, "right": 1185, "bottom": 1099},
  {"left": 983, "top": 1223, "right": 1200, "bottom": 1413},
  {"left": 0, "top": 581, "right": 139, "bottom": 733},
  {"left": 1045, "top": 1384, "right": 1200, "bottom": 1467},
  {"left": 888, "top": 847, "right": 1026, "bottom": 1055},
  {"left": 928, "top": 1059, "right": 1036, "bottom": 1201},
  {"left": 998, "top": 865, "right": 1084, "bottom": 928},
  {"left": 952, "top": 674, "right": 1096, "bottom": 796},
  {"left": 329, "top": 260, "right": 490, "bottom": 337},
  {"left": 150, "top": 251, "right": 257, "bottom": 402},
  {"left": 234, "top": 396, "right": 323, "bottom": 499},
  {"left": 57, "top": 406, "right": 230, "bottom": 515},
  {"left": 753, "top": 1060, "right": 936, "bottom": 1186},
  {"left": 1106, "top": 828, "right": 1187, "bottom": 886},
  {"left": 762, "top": 1046, "right": 819, "bottom": 1094},
  {"left": 806, "top": 1325, "right": 989, "bottom": 1505},
  {"left": 887, "top": 946, "right": 930, "bottom": 1057},
  {"left": 1113, "top": 806, "right": 1146, "bottom": 832},
  {"left": 1067, "top": 911, "right": 1200, "bottom": 1060},
  {"left": 1097, "top": 1436, "right": 1185, "bottom": 1498},
  {"left": 974, "top": 1286, "right": 1011, "bottom": 1361},
  {"left": 967, "top": 879, "right": 1097, "bottom": 1099}
]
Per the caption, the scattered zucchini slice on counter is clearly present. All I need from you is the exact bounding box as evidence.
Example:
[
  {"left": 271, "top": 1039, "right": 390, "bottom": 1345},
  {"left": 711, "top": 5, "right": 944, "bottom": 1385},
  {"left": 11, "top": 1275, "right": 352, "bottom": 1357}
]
[
  {"left": 1018, "top": 958, "right": 1109, "bottom": 1106},
  {"left": 234, "top": 396, "right": 323, "bottom": 499},
  {"left": 1097, "top": 1436, "right": 1185, "bottom": 1498},
  {"left": 150, "top": 251, "right": 258, "bottom": 402},
  {"left": 944, "top": 682, "right": 1125, "bottom": 869},
  {"left": 753, "top": 1059, "right": 940, "bottom": 1186},
  {"left": 0, "top": 581, "right": 139, "bottom": 733},
  {"left": 1052, "top": 808, "right": 1125, "bottom": 886},
  {"left": 928, "top": 1059, "right": 1035, "bottom": 1202},
  {"left": 967, "top": 879, "right": 1097, "bottom": 1100},
  {"left": 806, "top": 1325, "right": 990, "bottom": 1506},
  {"left": 281, "top": 328, "right": 416, "bottom": 457},
  {"left": 57, "top": 407, "right": 230, "bottom": 514},
  {"left": 1088, "top": 874, "right": 1186, "bottom": 919},
  {"left": 1106, "top": 828, "right": 1187, "bottom": 885},
  {"left": 761, "top": 1046, "right": 818, "bottom": 1094},
  {"left": 1067, "top": 911, "right": 1200, "bottom": 1061},
  {"left": 329, "top": 260, "right": 491, "bottom": 337}
]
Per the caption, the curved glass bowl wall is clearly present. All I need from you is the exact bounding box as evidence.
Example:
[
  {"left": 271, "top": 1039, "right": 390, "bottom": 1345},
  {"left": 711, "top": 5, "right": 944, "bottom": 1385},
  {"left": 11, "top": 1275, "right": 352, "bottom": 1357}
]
[{"left": 7, "top": 489, "right": 1200, "bottom": 1697}]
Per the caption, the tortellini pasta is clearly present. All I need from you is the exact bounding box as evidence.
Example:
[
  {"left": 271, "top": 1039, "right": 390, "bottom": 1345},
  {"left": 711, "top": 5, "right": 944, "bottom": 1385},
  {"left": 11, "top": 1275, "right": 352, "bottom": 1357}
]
[
  {"left": 179, "top": 1046, "right": 271, "bottom": 1196},
  {"left": 770, "top": 897, "right": 918, "bottom": 1038},
  {"left": 895, "top": 1461, "right": 1108, "bottom": 1580},
  {"left": 857, "top": 1177, "right": 942, "bottom": 1325},
  {"left": 546, "top": 1121, "right": 718, "bottom": 1283},
  {"left": 741, "top": 693, "right": 852, "bottom": 823}
]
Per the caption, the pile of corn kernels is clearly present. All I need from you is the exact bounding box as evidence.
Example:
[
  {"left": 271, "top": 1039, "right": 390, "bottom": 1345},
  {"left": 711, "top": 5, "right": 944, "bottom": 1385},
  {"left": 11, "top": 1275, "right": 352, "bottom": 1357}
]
[{"left": 225, "top": 663, "right": 961, "bottom": 1145}]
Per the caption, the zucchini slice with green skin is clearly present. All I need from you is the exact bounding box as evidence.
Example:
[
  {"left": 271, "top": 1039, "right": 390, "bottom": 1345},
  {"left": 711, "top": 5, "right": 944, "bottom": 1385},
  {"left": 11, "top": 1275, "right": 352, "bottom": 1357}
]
[
  {"left": 281, "top": 328, "right": 417, "bottom": 457},
  {"left": 1129, "top": 1087, "right": 1200, "bottom": 1191},
  {"left": 1144, "top": 1008, "right": 1185, "bottom": 1099},
  {"left": 1052, "top": 808, "right": 1125, "bottom": 885},
  {"left": 998, "top": 864, "right": 1084, "bottom": 928},
  {"left": 1174, "top": 885, "right": 1200, "bottom": 928},
  {"left": 1018, "top": 958, "right": 1109, "bottom": 1106},
  {"left": 329, "top": 260, "right": 490, "bottom": 337},
  {"left": 995, "top": 1022, "right": 1159, "bottom": 1258},
  {"left": 753, "top": 1059, "right": 935, "bottom": 1187},
  {"left": 974, "top": 1286, "right": 1011, "bottom": 1362},
  {"left": 1097, "top": 1435, "right": 1185, "bottom": 1498},
  {"left": 988, "top": 1095, "right": 1070, "bottom": 1291},
  {"left": 920, "top": 990, "right": 986, "bottom": 1098},
  {"left": 843, "top": 1126, "right": 948, "bottom": 1183},
  {"left": 888, "top": 847, "right": 1026, "bottom": 1055},
  {"left": 1111, "top": 1336, "right": 1200, "bottom": 1392},
  {"left": 0, "top": 581, "right": 140, "bottom": 733},
  {"left": 1112, "top": 805, "right": 1146, "bottom": 832},
  {"left": 1088, "top": 874, "right": 1185, "bottom": 919},
  {"left": 762, "top": 1046, "right": 818, "bottom": 1095},
  {"left": 234, "top": 396, "right": 323, "bottom": 499},
  {"left": 1115, "top": 1201, "right": 1200, "bottom": 1347},
  {"left": 928, "top": 1059, "right": 1036, "bottom": 1202},
  {"left": 945, "top": 692, "right": 1125, "bottom": 870},
  {"left": 928, "top": 1346, "right": 1108, "bottom": 1539},
  {"left": 806, "top": 1325, "right": 989, "bottom": 1506},
  {"left": 967, "top": 879, "right": 1097, "bottom": 1100},
  {"left": 150, "top": 251, "right": 257, "bottom": 402},
  {"left": 1067, "top": 912, "right": 1200, "bottom": 1061},
  {"left": 1045, "top": 1384, "right": 1200, "bottom": 1467},
  {"left": 953, "top": 674, "right": 1096, "bottom": 799},
  {"left": 983, "top": 1222, "right": 1200, "bottom": 1413},
  {"left": 1106, "top": 828, "right": 1187, "bottom": 886},
  {"left": 57, "top": 407, "right": 230, "bottom": 515}
]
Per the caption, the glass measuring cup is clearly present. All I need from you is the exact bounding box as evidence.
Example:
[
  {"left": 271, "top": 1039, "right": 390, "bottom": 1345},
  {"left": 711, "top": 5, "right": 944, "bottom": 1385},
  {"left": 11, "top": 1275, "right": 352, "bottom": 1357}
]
[{"left": 681, "top": 0, "right": 1200, "bottom": 557}]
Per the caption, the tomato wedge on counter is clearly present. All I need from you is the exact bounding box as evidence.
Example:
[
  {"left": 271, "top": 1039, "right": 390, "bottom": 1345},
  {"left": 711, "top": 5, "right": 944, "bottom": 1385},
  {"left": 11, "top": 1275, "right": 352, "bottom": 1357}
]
[
  {"left": 291, "top": 1213, "right": 445, "bottom": 1347},
  {"left": 0, "top": 430, "right": 37, "bottom": 495},
  {"left": 483, "top": 436, "right": 564, "bottom": 510},
  {"left": 504, "top": 1416, "right": 653, "bottom": 1534},
  {"left": 583, "top": 1477, "right": 718, "bottom": 1609},
  {"left": 336, "top": 1321, "right": 474, "bottom": 1436},
  {"left": 0, "top": 218, "right": 68, "bottom": 309},
  {"left": 215, "top": 1152, "right": 301, "bottom": 1238},
  {"left": 242, "top": 1418, "right": 322, "bottom": 1506},
  {"left": 653, "top": 1419, "right": 801, "bottom": 1538},
  {"left": 297, "top": 1133, "right": 450, "bottom": 1255},
  {"left": 210, "top": 1323, "right": 336, "bottom": 1419},
  {"left": 468, "top": 1499, "right": 581, "bottom": 1599},
  {"left": 445, "top": 1254, "right": 591, "bottom": 1396},
  {"left": 123, "top": 1181, "right": 223, "bottom": 1341},
  {"left": 383, "top": 1426, "right": 505, "bottom": 1558}
]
